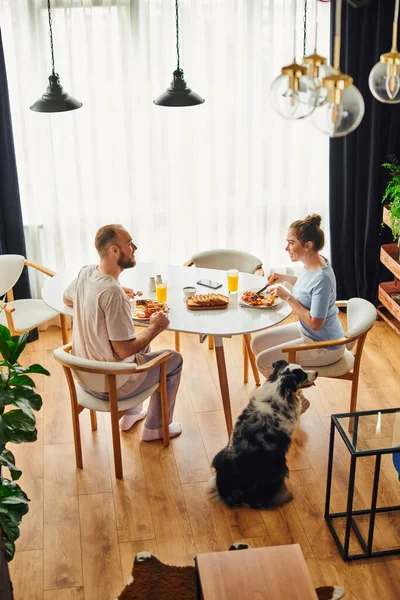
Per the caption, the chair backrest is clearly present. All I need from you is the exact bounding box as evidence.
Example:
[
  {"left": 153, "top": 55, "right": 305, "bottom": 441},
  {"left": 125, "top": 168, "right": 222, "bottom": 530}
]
[
  {"left": 345, "top": 297, "right": 377, "bottom": 351},
  {"left": 190, "top": 249, "right": 263, "bottom": 274},
  {"left": 53, "top": 346, "right": 138, "bottom": 394},
  {"left": 0, "top": 255, "right": 25, "bottom": 296}
]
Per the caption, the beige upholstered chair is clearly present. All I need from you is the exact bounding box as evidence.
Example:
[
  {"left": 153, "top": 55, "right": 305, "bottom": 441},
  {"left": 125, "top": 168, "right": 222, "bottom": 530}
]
[
  {"left": 0, "top": 254, "right": 68, "bottom": 343},
  {"left": 282, "top": 298, "right": 377, "bottom": 414},
  {"left": 53, "top": 344, "right": 173, "bottom": 479},
  {"left": 176, "top": 249, "right": 264, "bottom": 386}
]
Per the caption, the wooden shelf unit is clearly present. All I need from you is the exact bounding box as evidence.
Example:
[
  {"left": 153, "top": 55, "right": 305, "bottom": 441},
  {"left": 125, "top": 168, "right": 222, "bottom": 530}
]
[{"left": 379, "top": 205, "right": 400, "bottom": 335}]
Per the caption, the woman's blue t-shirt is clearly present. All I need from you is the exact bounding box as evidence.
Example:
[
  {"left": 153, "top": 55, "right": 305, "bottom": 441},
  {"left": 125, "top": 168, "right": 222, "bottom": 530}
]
[{"left": 292, "top": 259, "right": 344, "bottom": 348}]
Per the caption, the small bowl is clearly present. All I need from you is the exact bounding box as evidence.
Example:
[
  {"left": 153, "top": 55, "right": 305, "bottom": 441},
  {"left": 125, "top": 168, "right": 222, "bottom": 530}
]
[{"left": 183, "top": 286, "right": 197, "bottom": 299}]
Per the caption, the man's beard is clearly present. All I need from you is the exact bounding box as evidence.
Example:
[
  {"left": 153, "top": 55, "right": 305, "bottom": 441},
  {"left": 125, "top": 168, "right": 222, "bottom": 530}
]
[{"left": 117, "top": 252, "right": 135, "bottom": 270}]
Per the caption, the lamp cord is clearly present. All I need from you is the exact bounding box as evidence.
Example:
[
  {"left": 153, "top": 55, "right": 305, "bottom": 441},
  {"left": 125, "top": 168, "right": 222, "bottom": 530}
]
[
  {"left": 333, "top": 0, "right": 342, "bottom": 71},
  {"left": 47, "top": 0, "right": 56, "bottom": 75},
  {"left": 303, "top": 0, "right": 308, "bottom": 57},
  {"left": 293, "top": 0, "right": 297, "bottom": 61},
  {"left": 314, "top": 0, "right": 319, "bottom": 53},
  {"left": 392, "top": 0, "right": 399, "bottom": 50},
  {"left": 175, "top": 0, "right": 181, "bottom": 71}
]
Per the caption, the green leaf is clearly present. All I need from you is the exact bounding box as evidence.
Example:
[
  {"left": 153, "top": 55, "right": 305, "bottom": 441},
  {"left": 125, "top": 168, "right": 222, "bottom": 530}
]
[
  {"left": 9, "top": 333, "right": 29, "bottom": 364},
  {"left": 3, "top": 535, "right": 15, "bottom": 562},
  {"left": 0, "top": 449, "right": 21, "bottom": 481},
  {"left": 1, "top": 516, "right": 20, "bottom": 543},
  {"left": 8, "top": 374, "right": 36, "bottom": 388},
  {"left": 0, "top": 410, "right": 37, "bottom": 445},
  {"left": 0, "top": 387, "right": 43, "bottom": 411},
  {"left": 0, "top": 326, "right": 11, "bottom": 342},
  {"left": 13, "top": 364, "right": 50, "bottom": 377},
  {"left": 0, "top": 338, "right": 11, "bottom": 362}
]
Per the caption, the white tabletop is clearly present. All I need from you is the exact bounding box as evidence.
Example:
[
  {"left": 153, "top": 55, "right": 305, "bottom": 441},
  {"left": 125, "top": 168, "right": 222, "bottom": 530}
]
[{"left": 42, "top": 263, "right": 292, "bottom": 337}]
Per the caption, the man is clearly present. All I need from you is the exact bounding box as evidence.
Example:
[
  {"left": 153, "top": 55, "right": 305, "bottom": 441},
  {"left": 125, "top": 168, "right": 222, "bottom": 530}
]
[{"left": 63, "top": 224, "right": 183, "bottom": 440}]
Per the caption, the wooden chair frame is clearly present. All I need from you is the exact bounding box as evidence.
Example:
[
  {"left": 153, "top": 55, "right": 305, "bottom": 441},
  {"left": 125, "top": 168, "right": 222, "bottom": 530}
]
[
  {"left": 2, "top": 259, "right": 69, "bottom": 344},
  {"left": 174, "top": 259, "right": 264, "bottom": 386},
  {"left": 54, "top": 343, "right": 174, "bottom": 478},
  {"left": 282, "top": 301, "right": 374, "bottom": 415}
]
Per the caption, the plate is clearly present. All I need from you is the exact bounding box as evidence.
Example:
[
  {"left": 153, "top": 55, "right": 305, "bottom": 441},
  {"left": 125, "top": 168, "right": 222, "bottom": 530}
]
[
  {"left": 130, "top": 299, "right": 169, "bottom": 321},
  {"left": 239, "top": 288, "right": 283, "bottom": 309}
]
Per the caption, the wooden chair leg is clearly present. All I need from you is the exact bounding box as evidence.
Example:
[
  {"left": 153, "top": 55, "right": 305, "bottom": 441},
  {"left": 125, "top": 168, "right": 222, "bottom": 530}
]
[
  {"left": 208, "top": 336, "right": 215, "bottom": 350},
  {"left": 63, "top": 367, "right": 83, "bottom": 469},
  {"left": 109, "top": 375, "right": 123, "bottom": 479},
  {"left": 90, "top": 410, "right": 98, "bottom": 431},
  {"left": 243, "top": 336, "right": 249, "bottom": 384},
  {"left": 242, "top": 337, "right": 246, "bottom": 354},
  {"left": 160, "top": 362, "right": 170, "bottom": 448},
  {"left": 174, "top": 331, "right": 180, "bottom": 352},
  {"left": 60, "top": 313, "right": 69, "bottom": 345},
  {"left": 243, "top": 334, "right": 261, "bottom": 386}
]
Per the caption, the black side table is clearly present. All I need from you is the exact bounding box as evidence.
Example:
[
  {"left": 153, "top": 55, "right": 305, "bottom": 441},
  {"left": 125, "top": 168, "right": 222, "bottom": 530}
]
[{"left": 325, "top": 408, "right": 400, "bottom": 561}]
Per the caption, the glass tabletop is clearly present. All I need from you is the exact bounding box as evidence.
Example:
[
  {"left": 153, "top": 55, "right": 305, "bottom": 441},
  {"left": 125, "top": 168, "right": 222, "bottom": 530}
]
[{"left": 333, "top": 408, "right": 400, "bottom": 455}]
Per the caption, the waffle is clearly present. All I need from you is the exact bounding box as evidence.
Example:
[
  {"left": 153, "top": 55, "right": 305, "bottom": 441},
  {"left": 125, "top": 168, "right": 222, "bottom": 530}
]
[{"left": 187, "top": 293, "right": 229, "bottom": 310}]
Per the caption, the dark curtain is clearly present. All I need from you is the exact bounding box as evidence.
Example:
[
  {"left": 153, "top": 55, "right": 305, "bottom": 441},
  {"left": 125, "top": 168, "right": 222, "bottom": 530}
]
[
  {"left": 0, "top": 28, "right": 37, "bottom": 341},
  {"left": 329, "top": 0, "right": 400, "bottom": 303}
]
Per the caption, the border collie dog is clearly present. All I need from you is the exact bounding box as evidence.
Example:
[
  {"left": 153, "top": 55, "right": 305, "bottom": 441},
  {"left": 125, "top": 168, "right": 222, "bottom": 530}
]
[{"left": 211, "top": 360, "right": 318, "bottom": 509}]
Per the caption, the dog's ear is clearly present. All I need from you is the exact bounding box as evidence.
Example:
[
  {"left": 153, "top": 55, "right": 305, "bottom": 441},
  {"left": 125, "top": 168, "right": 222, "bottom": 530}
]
[{"left": 272, "top": 360, "right": 288, "bottom": 372}]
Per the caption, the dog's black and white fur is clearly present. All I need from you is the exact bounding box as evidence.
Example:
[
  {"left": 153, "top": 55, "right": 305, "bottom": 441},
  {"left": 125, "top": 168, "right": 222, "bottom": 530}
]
[{"left": 210, "top": 360, "right": 318, "bottom": 509}]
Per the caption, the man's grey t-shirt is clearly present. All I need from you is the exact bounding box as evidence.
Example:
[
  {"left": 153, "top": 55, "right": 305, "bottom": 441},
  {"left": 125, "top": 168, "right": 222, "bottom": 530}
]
[
  {"left": 292, "top": 259, "right": 344, "bottom": 349},
  {"left": 64, "top": 265, "right": 147, "bottom": 392}
]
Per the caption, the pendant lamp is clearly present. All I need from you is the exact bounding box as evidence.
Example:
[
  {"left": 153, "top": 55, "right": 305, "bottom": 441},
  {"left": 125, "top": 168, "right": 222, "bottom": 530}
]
[
  {"left": 302, "top": 0, "right": 333, "bottom": 107},
  {"left": 154, "top": 0, "right": 204, "bottom": 107},
  {"left": 270, "top": 0, "right": 316, "bottom": 120},
  {"left": 30, "top": 0, "right": 82, "bottom": 113},
  {"left": 312, "top": 0, "right": 364, "bottom": 137},
  {"left": 369, "top": 0, "right": 400, "bottom": 104}
]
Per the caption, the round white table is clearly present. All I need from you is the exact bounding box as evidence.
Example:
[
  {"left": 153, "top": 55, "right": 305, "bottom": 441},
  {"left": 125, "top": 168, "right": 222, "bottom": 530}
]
[{"left": 42, "top": 262, "right": 292, "bottom": 435}]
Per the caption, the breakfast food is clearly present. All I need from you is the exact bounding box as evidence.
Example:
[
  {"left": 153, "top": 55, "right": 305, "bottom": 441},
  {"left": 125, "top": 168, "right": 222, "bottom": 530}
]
[
  {"left": 187, "top": 293, "right": 229, "bottom": 310},
  {"left": 241, "top": 290, "right": 276, "bottom": 307},
  {"left": 136, "top": 290, "right": 143, "bottom": 297},
  {"left": 132, "top": 299, "right": 167, "bottom": 319}
]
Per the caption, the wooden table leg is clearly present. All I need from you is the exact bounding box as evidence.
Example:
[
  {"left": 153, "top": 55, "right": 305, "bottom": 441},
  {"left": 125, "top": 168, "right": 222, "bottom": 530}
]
[
  {"left": 214, "top": 336, "right": 233, "bottom": 437},
  {"left": 243, "top": 333, "right": 261, "bottom": 386},
  {"left": 60, "top": 314, "right": 69, "bottom": 345}
]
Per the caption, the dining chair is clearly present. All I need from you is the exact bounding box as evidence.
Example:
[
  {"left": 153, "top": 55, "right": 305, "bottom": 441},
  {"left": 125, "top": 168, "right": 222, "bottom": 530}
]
[
  {"left": 0, "top": 254, "right": 68, "bottom": 343},
  {"left": 177, "top": 249, "right": 264, "bottom": 386},
  {"left": 282, "top": 298, "right": 377, "bottom": 415},
  {"left": 53, "top": 343, "right": 173, "bottom": 478}
]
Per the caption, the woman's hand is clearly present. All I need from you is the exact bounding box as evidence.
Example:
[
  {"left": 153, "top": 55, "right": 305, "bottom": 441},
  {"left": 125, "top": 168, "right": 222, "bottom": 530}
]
[
  {"left": 269, "top": 283, "right": 292, "bottom": 302},
  {"left": 266, "top": 272, "right": 285, "bottom": 286}
]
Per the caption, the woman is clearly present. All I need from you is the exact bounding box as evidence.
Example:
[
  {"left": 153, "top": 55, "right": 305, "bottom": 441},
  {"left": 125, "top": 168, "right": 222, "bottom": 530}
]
[{"left": 251, "top": 214, "right": 345, "bottom": 380}]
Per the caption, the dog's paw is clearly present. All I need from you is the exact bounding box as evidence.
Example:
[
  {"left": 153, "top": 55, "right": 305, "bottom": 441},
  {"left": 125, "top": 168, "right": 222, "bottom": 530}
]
[
  {"left": 135, "top": 551, "right": 152, "bottom": 562},
  {"left": 229, "top": 543, "right": 252, "bottom": 551}
]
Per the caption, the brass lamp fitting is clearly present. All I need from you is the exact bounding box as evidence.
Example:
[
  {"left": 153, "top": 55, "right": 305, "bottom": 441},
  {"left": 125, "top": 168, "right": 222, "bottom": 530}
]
[
  {"left": 303, "top": 53, "right": 327, "bottom": 79},
  {"left": 321, "top": 72, "right": 353, "bottom": 105},
  {"left": 281, "top": 61, "right": 308, "bottom": 91}
]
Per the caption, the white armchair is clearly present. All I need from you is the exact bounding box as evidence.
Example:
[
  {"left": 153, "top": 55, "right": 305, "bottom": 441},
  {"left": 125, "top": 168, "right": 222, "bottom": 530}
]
[
  {"left": 0, "top": 254, "right": 68, "bottom": 343},
  {"left": 179, "top": 249, "right": 264, "bottom": 386},
  {"left": 53, "top": 344, "right": 174, "bottom": 479},
  {"left": 282, "top": 298, "right": 377, "bottom": 414}
]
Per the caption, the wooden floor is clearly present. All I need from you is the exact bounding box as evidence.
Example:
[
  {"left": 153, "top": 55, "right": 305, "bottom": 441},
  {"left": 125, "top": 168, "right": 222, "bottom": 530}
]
[{"left": 8, "top": 316, "right": 400, "bottom": 600}]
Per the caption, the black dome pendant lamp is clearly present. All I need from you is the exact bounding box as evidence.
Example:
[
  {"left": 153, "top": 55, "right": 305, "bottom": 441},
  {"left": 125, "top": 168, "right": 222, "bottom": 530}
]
[
  {"left": 30, "top": 0, "right": 82, "bottom": 113},
  {"left": 154, "top": 0, "right": 204, "bottom": 107}
]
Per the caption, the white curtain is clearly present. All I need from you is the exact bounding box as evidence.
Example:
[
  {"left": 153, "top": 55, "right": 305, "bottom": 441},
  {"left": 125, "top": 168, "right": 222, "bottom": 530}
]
[{"left": 1, "top": 0, "right": 331, "bottom": 296}]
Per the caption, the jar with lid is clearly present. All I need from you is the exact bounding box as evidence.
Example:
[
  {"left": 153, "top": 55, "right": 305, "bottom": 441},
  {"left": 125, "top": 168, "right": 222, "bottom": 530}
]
[
  {"left": 148, "top": 277, "right": 156, "bottom": 292},
  {"left": 155, "top": 274, "right": 163, "bottom": 286}
]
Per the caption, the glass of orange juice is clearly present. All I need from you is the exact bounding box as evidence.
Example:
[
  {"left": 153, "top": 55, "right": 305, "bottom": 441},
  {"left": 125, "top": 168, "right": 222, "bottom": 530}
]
[
  {"left": 156, "top": 281, "right": 168, "bottom": 303},
  {"left": 227, "top": 269, "right": 239, "bottom": 293}
]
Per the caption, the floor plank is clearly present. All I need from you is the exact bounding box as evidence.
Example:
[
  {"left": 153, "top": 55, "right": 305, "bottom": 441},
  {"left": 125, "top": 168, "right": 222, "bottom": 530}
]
[
  {"left": 79, "top": 493, "right": 123, "bottom": 600},
  {"left": 9, "top": 550, "right": 42, "bottom": 600}
]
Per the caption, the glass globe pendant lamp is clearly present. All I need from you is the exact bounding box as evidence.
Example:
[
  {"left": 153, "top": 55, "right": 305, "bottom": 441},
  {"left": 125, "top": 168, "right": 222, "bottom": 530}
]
[
  {"left": 312, "top": 0, "right": 364, "bottom": 137},
  {"left": 30, "top": 0, "right": 82, "bottom": 113},
  {"left": 154, "top": 0, "right": 204, "bottom": 107},
  {"left": 369, "top": 0, "right": 400, "bottom": 104},
  {"left": 270, "top": 0, "right": 316, "bottom": 120}
]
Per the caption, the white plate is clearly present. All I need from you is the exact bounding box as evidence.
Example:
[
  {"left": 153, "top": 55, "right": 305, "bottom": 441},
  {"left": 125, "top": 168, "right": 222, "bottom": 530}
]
[
  {"left": 239, "top": 288, "right": 283, "bottom": 309},
  {"left": 130, "top": 298, "right": 168, "bottom": 322}
]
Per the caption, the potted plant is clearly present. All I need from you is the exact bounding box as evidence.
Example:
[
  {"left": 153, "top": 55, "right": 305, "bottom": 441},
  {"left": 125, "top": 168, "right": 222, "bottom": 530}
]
[
  {"left": 382, "top": 158, "right": 400, "bottom": 243},
  {"left": 0, "top": 323, "right": 49, "bottom": 564}
]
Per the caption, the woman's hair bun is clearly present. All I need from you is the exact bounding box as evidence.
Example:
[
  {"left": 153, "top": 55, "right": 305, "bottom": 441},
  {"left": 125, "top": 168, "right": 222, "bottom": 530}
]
[{"left": 304, "top": 214, "right": 322, "bottom": 228}]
